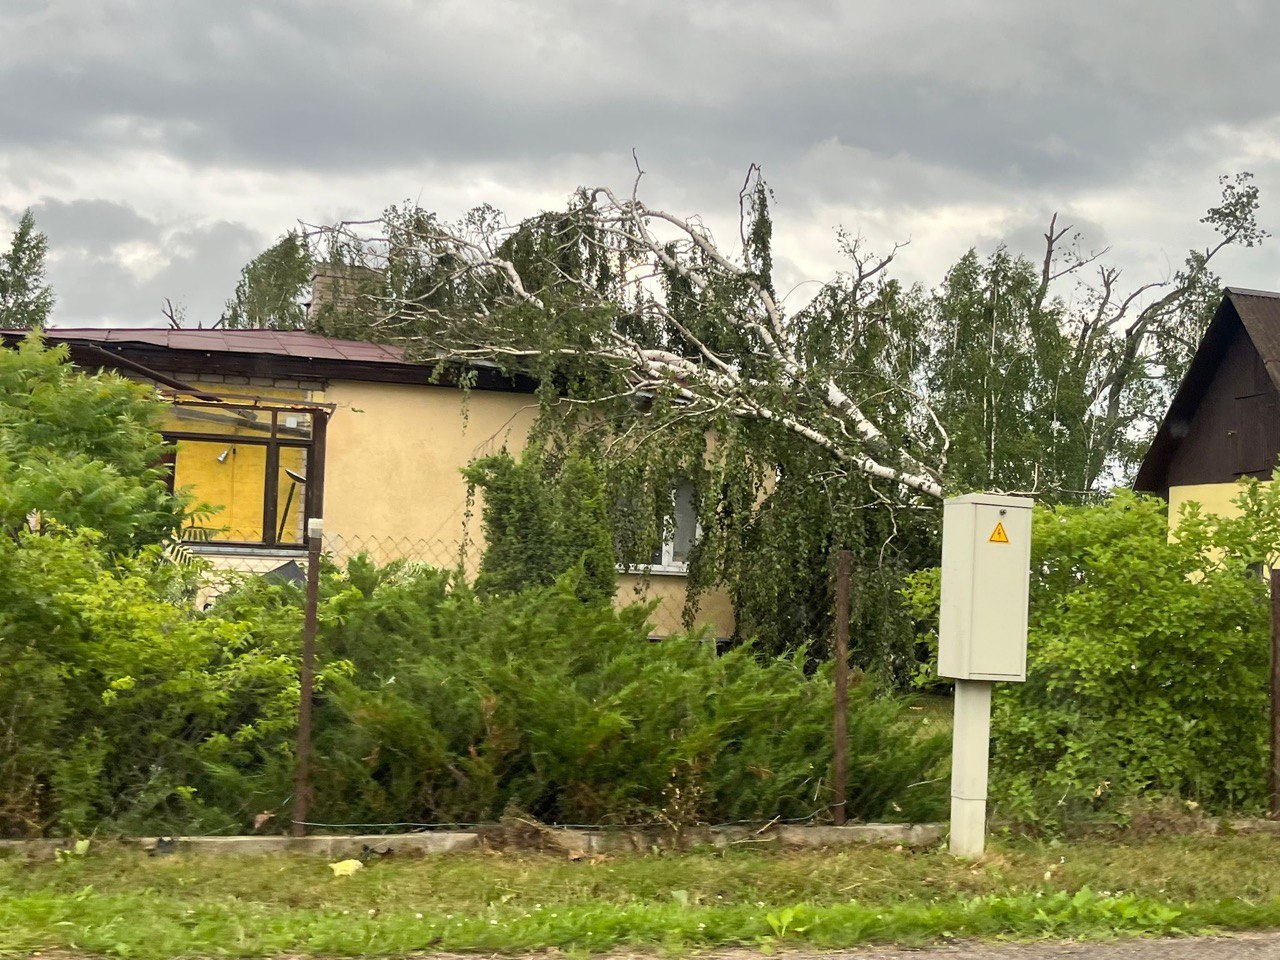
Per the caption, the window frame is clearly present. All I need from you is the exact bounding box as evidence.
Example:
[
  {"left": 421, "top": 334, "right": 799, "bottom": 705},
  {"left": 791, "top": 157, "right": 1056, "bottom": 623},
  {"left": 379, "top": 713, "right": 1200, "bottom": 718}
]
[
  {"left": 162, "top": 402, "right": 320, "bottom": 551},
  {"left": 622, "top": 479, "right": 700, "bottom": 577}
]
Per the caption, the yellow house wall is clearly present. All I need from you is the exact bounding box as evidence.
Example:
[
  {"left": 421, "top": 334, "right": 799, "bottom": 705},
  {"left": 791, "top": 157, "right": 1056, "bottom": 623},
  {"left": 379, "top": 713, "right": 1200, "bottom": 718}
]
[
  {"left": 159, "top": 373, "right": 736, "bottom": 637},
  {"left": 616, "top": 572, "right": 736, "bottom": 638},
  {"left": 321, "top": 380, "right": 537, "bottom": 550},
  {"left": 319, "top": 379, "right": 735, "bottom": 637},
  {"left": 1167, "top": 481, "right": 1260, "bottom": 524}
]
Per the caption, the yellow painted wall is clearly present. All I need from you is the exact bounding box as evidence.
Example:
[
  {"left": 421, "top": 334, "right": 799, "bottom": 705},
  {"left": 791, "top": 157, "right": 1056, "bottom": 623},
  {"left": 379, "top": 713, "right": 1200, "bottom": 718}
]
[
  {"left": 173, "top": 440, "right": 268, "bottom": 541},
  {"left": 1167, "top": 481, "right": 1261, "bottom": 524},
  {"left": 162, "top": 375, "right": 736, "bottom": 637},
  {"left": 616, "top": 572, "right": 736, "bottom": 638},
  {"left": 320, "top": 379, "right": 736, "bottom": 637},
  {"left": 321, "top": 381, "right": 537, "bottom": 552}
]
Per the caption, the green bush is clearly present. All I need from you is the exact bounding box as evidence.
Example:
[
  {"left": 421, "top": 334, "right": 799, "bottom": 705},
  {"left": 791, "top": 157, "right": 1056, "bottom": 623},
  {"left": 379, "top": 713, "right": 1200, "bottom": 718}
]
[
  {"left": 0, "top": 530, "right": 305, "bottom": 836},
  {"left": 5, "top": 543, "right": 946, "bottom": 837},
  {"left": 300, "top": 558, "right": 948, "bottom": 828},
  {"left": 0, "top": 334, "right": 188, "bottom": 551},
  {"left": 463, "top": 447, "right": 617, "bottom": 603},
  {"left": 0, "top": 340, "right": 294, "bottom": 836},
  {"left": 905, "top": 490, "right": 1278, "bottom": 824}
]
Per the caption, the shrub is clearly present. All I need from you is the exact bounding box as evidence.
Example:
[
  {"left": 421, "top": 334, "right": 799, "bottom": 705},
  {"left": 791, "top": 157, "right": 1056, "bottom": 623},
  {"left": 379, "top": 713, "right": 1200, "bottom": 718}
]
[
  {"left": 905, "top": 490, "right": 1277, "bottom": 824},
  {"left": 0, "top": 339, "right": 289, "bottom": 836},
  {"left": 3, "top": 535, "right": 945, "bottom": 837},
  {"left": 463, "top": 447, "right": 617, "bottom": 603},
  {"left": 0, "top": 530, "right": 306, "bottom": 836},
  {"left": 0, "top": 334, "right": 187, "bottom": 551},
  {"left": 300, "top": 558, "right": 948, "bottom": 828}
]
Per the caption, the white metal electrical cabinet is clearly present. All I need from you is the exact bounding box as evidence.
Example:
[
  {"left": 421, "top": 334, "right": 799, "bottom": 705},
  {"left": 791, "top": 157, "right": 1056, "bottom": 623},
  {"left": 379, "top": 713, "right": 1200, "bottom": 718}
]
[{"left": 936, "top": 493, "right": 1033, "bottom": 682}]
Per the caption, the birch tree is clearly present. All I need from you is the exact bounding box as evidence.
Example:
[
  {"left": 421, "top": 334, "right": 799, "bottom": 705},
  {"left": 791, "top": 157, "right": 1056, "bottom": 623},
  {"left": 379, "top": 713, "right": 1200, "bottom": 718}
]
[
  {"left": 926, "top": 173, "right": 1266, "bottom": 497},
  {"left": 221, "top": 231, "right": 315, "bottom": 331},
  {"left": 313, "top": 168, "right": 948, "bottom": 501},
  {"left": 304, "top": 169, "right": 1265, "bottom": 670}
]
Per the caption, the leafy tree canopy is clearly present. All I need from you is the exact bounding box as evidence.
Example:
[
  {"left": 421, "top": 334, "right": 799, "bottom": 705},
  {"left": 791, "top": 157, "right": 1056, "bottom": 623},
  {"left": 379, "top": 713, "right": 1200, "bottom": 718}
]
[
  {"left": 294, "top": 172, "right": 1266, "bottom": 669},
  {"left": 0, "top": 335, "right": 188, "bottom": 551},
  {"left": 221, "top": 231, "right": 315, "bottom": 330}
]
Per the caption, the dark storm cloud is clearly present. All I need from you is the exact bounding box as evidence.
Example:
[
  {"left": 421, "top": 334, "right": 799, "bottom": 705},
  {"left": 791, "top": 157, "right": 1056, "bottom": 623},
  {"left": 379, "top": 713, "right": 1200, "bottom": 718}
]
[
  {"left": 1, "top": 198, "right": 263, "bottom": 327},
  {"left": 3, "top": 0, "right": 1279, "bottom": 324},
  {"left": 21, "top": 198, "right": 155, "bottom": 248},
  {"left": 4, "top": 1, "right": 1279, "bottom": 188}
]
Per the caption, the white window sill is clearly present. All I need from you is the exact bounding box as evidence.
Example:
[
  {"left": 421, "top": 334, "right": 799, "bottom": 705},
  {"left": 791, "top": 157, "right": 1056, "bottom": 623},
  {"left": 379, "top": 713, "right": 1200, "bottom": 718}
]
[
  {"left": 617, "top": 563, "right": 689, "bottom": 578},
  {"left": 186, "top": 542, "right": 307, "bottom": 558}
]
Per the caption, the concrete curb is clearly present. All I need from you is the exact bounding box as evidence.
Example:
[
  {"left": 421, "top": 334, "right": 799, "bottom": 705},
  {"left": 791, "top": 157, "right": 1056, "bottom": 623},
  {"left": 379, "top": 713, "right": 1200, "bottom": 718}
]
[
  {"left": 0, "top": 822, "right": 943, "bottom": 860},
  {"left": 9, "top": 818, "right": 1278, "bottom": 860}
]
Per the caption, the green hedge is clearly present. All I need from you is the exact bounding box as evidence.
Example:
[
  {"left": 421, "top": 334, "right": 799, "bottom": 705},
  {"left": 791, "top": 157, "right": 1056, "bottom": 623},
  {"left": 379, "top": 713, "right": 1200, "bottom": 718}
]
[
  {"left": 1, "top": 541, "right": 947, "bottom": 837},
  {"left": 233, "top": 556, "right": 949, "bottom": 830},
  {"left": 906, "top": 488, "right": 1280, "bottom": 825}
]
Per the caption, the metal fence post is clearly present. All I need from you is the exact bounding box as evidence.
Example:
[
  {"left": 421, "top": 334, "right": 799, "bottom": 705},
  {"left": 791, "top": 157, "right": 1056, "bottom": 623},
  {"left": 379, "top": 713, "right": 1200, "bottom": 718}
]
[
  {"left": 833, "top": 549, "right": 852, "bottom": 825},
  {"left": 292, "top": 515, "right": 324, "bottom": 838},
  {"left": 1270, "top": 568, "right": 1280, "bottom": 819}
]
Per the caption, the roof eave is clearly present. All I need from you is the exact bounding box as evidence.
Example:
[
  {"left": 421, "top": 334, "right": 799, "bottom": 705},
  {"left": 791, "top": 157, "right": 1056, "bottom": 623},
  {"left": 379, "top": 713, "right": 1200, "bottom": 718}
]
[{"left": 1133, "top": 293, "right": 1242, "bottom": 494}]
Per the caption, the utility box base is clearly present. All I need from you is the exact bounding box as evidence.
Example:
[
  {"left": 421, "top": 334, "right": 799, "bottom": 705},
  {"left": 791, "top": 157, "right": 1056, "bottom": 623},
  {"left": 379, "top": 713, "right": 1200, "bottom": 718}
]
[{"left": 949, "top": 679, "right": 993, "bottom": 858}]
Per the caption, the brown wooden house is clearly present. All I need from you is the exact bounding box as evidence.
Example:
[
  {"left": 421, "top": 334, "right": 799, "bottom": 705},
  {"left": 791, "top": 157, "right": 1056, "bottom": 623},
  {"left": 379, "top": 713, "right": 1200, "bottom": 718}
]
[{"left": 1135, "top": 287, "right": 1280, "bottom": 517}]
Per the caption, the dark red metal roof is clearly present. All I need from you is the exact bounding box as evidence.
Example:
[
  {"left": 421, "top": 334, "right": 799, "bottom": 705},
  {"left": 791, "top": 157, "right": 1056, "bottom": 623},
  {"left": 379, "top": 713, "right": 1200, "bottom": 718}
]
[
  {"left": 14, "top": 328, "right": 410, "bottom": 364},
  {"left": 2, "top": 326, "right": 538, "bottom": 394}
]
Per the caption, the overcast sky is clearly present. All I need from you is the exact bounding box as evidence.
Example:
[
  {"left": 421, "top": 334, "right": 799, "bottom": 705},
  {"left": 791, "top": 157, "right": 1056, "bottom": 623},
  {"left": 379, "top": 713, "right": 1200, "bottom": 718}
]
[{"left": 3, "top": 0, "right": 1279, "bottom": 328}]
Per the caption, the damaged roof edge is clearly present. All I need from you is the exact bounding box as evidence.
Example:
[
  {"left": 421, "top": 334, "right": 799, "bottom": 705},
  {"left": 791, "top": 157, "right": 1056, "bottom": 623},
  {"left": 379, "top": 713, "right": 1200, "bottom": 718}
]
[{"left": 0, "top": 327, "right": 540, "bottom": 394}]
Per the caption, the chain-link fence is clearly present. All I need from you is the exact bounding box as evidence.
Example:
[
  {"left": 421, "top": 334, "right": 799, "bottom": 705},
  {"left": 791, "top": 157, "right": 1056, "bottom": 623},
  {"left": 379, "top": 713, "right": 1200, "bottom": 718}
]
[{"left": 189, "top": 532, "right": 713, "bottom": 638}]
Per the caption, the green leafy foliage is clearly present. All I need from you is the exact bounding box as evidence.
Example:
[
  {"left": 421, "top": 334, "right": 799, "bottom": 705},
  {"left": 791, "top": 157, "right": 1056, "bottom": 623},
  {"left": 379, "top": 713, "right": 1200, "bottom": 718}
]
[
  {"left": 296, "top": 173, "right": 1264, "bottom": 675},
  {"left": 300, "top": 559, "right": 947, "bottom": 828},
  {"left": 0, "top": 209, "right": 54, "bottom": 330},
  {"left": 463, "top": 446, "right": 617, "bottom": 603},
  {"left": 905, "top": 489, "right": 1280, "bottom": 822},
  {"left": 0, "top": 531, "right": 305, "bottom": 836},
  {"left": 3, "top": 540, "right": 944, "bottom": 836},
  {"left": 0, "top": 334, "right": 187, "bottom": 552},
  {"left": 220, "top": 231, "right": 315, "bottom": 331},
  {"left": 0, "top": 341, "right": 300, "bottom": 836}
]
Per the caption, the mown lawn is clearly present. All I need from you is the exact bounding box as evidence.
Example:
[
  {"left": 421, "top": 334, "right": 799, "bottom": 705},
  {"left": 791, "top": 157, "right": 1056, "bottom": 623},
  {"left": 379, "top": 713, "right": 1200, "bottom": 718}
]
[{"left": 4, "top": 834, "right": 1280, "bottom": 956}]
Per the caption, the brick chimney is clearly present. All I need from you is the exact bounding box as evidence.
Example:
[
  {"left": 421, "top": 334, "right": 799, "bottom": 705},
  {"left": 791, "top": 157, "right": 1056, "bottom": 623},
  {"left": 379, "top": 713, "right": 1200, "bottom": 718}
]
[{"left": 306, "top": 262, "right": 384, "bottom": 326}]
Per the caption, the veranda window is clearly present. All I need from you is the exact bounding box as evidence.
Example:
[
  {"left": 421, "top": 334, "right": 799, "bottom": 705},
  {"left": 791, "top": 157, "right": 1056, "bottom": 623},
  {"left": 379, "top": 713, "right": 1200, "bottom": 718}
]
[{"left": 162, "top": 399, "right": 320, "bottom": 548}]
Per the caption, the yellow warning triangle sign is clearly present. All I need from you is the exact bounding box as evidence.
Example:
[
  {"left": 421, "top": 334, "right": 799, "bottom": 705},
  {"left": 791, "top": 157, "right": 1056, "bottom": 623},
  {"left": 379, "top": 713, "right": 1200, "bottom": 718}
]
[{"left": 988, "top": 521, "right": 1009, "bottom": 544}]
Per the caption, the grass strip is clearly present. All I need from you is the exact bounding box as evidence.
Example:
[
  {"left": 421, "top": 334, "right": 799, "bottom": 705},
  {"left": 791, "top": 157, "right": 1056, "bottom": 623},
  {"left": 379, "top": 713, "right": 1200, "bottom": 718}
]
[
  {"left": 5, "top": 837, "right": 1280, "bottom": 957},
  {"left": 3, "top": 886, "right": 1280, "bottom": 957}
]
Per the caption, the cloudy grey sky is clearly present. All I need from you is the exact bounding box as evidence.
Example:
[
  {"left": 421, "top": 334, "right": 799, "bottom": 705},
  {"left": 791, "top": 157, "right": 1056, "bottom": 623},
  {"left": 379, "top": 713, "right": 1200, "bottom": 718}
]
[{"left": 3, "top": 0, "right": 1279, "bottom": 327}]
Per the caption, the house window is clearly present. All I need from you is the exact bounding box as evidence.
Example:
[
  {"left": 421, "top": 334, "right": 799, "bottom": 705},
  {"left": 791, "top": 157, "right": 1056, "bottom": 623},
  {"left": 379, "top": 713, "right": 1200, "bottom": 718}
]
[
  {"left": 164, "top": 402, "right": 316, "bottom": 549},
  {"left": 648, "top": 479, "right": 699, "bottom": 573}
]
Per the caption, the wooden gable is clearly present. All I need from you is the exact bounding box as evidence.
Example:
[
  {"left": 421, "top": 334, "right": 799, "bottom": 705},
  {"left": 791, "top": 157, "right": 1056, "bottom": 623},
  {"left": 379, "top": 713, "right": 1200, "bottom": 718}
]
[
  {"left": 1136, "top": 288, "right": 1280, "bottom": 497},
  {"left": 1164, "top": 323, "right": 1280, "bottom": 487}
]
